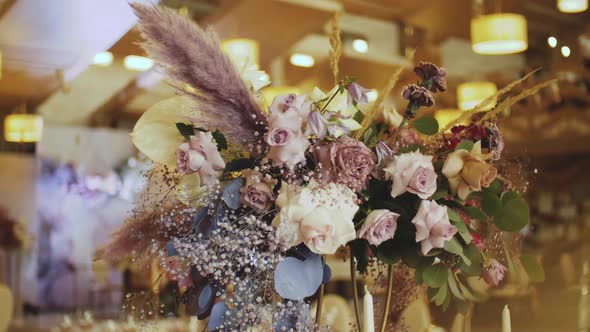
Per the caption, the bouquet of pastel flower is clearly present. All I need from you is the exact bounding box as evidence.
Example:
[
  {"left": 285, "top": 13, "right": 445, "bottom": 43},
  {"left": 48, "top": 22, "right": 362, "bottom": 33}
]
[{"left": 103, "top": 4, "right": 547, "bottom": 331}]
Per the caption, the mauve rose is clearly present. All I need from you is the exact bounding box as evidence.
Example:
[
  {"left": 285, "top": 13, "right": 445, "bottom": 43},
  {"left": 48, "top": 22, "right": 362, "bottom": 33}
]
[
  {"left": 482, "top": 259, "right": 507, "bottom": 287},
  {"left": 315, "top": 135, "right": 376, "bottom": 192},
  {"left": 358, "top": 209, "right": 399, "bottom": 246},
  {"left": 267, "top": 128, "right": 292, "bottom": 146},
  {"left": 240, "top": 170, "right": 277, "bottom": 213},
  {"left": 411, "top": 200, "right": 457, "bottom": 255},
  {"left": 402, "top": 84, "right": 435, "bottom": 107},
  {"left": 175, "top": 132, "right": 225, "bottom": 184},
  {"left": 266, "top": 108, "right": 310, "bottom": 168},
  {"left": 383, "top": 151, "right": 437, "bottom": 199}
]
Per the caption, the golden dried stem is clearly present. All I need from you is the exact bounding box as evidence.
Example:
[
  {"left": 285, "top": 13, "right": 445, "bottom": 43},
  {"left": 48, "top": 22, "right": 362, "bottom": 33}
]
[
  {"left": 379, "top": 264, "right": 395, "bottom": 332},
  {"left": 350, "top": 252, "right": 363, "bottom": 332},
  {"left": 328, "top": 12, "right": 342, "bottom": 85}
]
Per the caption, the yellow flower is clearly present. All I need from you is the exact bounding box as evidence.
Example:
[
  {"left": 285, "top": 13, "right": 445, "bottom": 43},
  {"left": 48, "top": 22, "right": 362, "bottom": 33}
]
[
  {"left": 442, "top": 141, "right": 497, "bottom": 200},
  {"left": 130, "top": 96, "right": 196, "bottom": 168}
]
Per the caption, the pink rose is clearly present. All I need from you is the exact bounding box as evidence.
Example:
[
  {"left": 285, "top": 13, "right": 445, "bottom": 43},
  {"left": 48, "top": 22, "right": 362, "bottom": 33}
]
[
  {"left": 240, "top": 170, "right": 277, "bottom": 213},
  {"left": 358, "top": 209, "right": 399, "bottom": 246},
  {"left": 412, "top": 200, "right": 457, "bottom": 255},
  {"left": 315, "top": 135, "right": 376, "bottom": 192},
  {"left": 383, "top": 151, "right": 437, "bottom": 199},
  {"left": 175, "top": 132, "right": 225, "bottom": 184},
  {"left": 266, "top": 107, "right": 310, "bottom": 168},
  {"left": 482, "top": 259, "right": 507, "bottom": 287}
]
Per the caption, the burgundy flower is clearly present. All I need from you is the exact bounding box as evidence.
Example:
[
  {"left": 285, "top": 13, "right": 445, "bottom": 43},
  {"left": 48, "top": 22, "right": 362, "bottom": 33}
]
[
  {"left": 402, "top": 84, "right": 435, "bottom": 107},
  {"left": 414, "top": 62, "right": 447, "bottom": 93}
]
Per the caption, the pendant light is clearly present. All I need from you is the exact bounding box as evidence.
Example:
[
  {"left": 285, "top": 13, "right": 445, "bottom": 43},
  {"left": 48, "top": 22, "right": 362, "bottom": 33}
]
[
  {"left": 4, "top": 104, "right": 44, "bottom": 143},
  {"left": 557, "top": 0, "right": 588, "bottom": 13},
  {"left": 471, "top": 1, "right": 528, "bottom": 55},
  {"left": 457, "top": 81, "right": 498, "bottom": 111}
]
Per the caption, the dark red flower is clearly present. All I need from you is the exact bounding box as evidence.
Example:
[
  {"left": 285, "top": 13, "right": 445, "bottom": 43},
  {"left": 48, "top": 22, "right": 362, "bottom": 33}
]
[{"left": 414, "top": 62, "right": 447, "bottom": 93}]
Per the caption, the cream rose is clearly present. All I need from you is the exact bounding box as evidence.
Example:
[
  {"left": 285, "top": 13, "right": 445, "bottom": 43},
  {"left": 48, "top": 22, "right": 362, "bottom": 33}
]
[
  {"left": 272, "top": 181, "right": 358, "bottom": 254},
  {"left": 175, "top": 131, "right": 225, "bottom": 185},
  {"left": 442, "top": 141, "right": 497, "bottom": 200},
  {"left": 358, "top": 209, "right": 399, "bottom": 246},
  {"left": 240, "top": 170, "right": 277, "bottom": 213},
  {"left": 383, "top": 151, "right": 437, "bottom": 199}
]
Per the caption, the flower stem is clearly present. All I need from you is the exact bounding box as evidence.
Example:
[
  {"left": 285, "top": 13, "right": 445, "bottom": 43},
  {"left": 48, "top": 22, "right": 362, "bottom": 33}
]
[
  {"left": 350, "top": 252, "right": 363, "bottom": 332},
  {"left": 379, "top": 264, "right": 395, "bottom": 332},
  {"left": 320, "top": 86, "right": 342, "bottom": 114}
]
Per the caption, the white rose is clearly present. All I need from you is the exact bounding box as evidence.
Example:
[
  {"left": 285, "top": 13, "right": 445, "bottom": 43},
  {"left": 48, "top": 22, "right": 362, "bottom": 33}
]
[{"left": 272, "top": 181, "right": 358, "bottom": 254}]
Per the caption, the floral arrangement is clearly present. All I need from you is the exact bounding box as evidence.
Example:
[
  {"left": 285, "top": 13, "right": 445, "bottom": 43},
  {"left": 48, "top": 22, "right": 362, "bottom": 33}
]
[{"left": 103, "top": 4, "right": 548, "bottom": 331}]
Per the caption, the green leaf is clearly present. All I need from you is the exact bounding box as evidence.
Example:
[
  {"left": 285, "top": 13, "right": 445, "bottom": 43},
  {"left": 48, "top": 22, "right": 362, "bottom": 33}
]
[
  {"left": 396, "top": 144, "right": 422, "bottom": 154},
  {"left": 412, "top": 116, "right": 439, "bottom": 135},
  {"left": 444, "top": 238, "right": 471, "bottom": 266},
  {"left": 496, "top": 191, "right": 529, "bottom": 232},
  {"left": 212, "top": 130, "right": 228, "bottom": 150},
  {"left": 431, "top": 283, "right": 448, "bottom": 306},
  {"left": 462, "top": 206, "right": 487, "bottom": 222},
  {"left": 176, "top": 122, "right": 195, "bottom": 140},
  {"left": 451, "top": 219, "right": 472, "bottom": 244},
  {"left": 486, "top": 179, "right": 503, "bottom": 195},
  {"left": 376, "top": 240, "right": 401, "bottom": 265},
  {"left": 520, "top": 254, "right": 545, "bottom": 283},
  {"left": 481, "top": 191, "right": 502, "bottom": 217},
  {"left": 455, "top": 140, "right": 474, "bottom": 152},
  {"left": 458, "top": 244, "right": 483, "bottom": 276},
  {"left": 423, "top": 264, "right": 448, "bottom": 288},
  {"left": 447, "top": 273, "right": 465, "bottom": 301},
  {"left": 447, "top": 208, "right": 462, "bottom": 223},
  {"left": 362, "top": 127, "right": 374, "bottom": 143}
]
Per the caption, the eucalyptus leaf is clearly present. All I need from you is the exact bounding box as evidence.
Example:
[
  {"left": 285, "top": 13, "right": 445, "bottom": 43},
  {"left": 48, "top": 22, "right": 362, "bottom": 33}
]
[
  {"left": 462, "top": 206, "right": 487, "bottom": 222},
  {"left": 274, "top": 255, "right": 323, "bottom": 300},
  {"left": 444, "top": 237, "right": 471, "bottom": 266},
  {"left": 432, "top": 283, "right": 448, "bottom": 306},
  {"left": 412, "top": 116, "right": 439, "bottom": 135},
  {"left": 423, "top": 264, "right": 448, "bottom": 288},
  {"left": 212, "top": 130, "right": 228, "bottom": 150},
  {"left": 447, "top": 273, "right": 465, "bottom": 301},
  {"left": 458, "top": 244, "right": 482, "bottom": 276},
  {"left": 221, "top": 178, "right": 244, "bottom": 210},
  {"left": 447, "top": 208, "right": 462, "bottom": 223},
  {"left": 481, "top": 191, "right": 502, "bottom": 217},
  {"left": 451, "top": 220, "right": 472, "bottom": 244},
  {"left": 176, "top": 122, "right": 195, "bottom": 140}
]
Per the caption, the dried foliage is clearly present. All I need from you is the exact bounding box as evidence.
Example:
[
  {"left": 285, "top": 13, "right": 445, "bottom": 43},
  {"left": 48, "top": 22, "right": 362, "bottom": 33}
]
[{"left": 328, "top": 12, "right": 342, "bottom": 85}]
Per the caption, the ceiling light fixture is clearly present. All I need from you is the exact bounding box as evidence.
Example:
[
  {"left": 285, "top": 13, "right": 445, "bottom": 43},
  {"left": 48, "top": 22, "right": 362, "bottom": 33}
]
[
  {"left": 221, "top": 38, "right": 260, "bottom": 67},
  {"left": 557, "top": 0, "right": 588, "bottom": 13},
  {"left": 471, "top": 13, "right": 528, "bottom": 55},
  {"left": 4, "top": 104, "right": 43, "bottom": 143},
  {"left": 93, "top": 52, "right": 113, "bottom": 66},
  {"left": 352, "top": 39, "right": 369, "bottom": 53},
  {"left": 289, "top": 53, "right": 315, "bottom": 68},
  {"left": 124, "top": 55, "right": 154, "bottom": 71},
  {"left": 561, "top": 46, "right": 571, "bottom": 57},
  {"left": 547, "top": 36, "right": 558, "bottom": 48}
]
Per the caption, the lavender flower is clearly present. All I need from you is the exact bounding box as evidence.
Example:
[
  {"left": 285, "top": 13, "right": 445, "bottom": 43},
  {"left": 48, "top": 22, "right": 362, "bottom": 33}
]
[
  {"left": 307, "top": 111, "right": 327, "bottom": 139},
  {"left": 375, "top": 141, "right": 394, "bottom": 166},
  {"left": 414, "top": 62, "right": 447, "bottom": 93},
  {"left": 347, "top": 82, "right": 369, "bottom": 106}
]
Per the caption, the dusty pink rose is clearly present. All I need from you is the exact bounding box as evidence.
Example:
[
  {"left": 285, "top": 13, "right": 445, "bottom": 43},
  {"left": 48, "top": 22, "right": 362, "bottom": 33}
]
[
  {"left": 482, "top": 259, "right": 507, "bottom": 287},
  {"left": 383, "top": 151, "right": 437, "bottom": 199},
  {"left": 175, "top": 132, "right": 225, "bottom": 184},
  {"left": 412, "top": 200, "right": 457, "bottom": 255},
  {"left": 358, "top": 209, "right": 399, "bottom": 246},
  {"left": 240, "top": 170, "right": 277, "bottom": 213},
  {"left": 315, "top": 135, "right": 376, "bottom": 192},
  {"left": 270, "top": 94, "right": 306, "bottom": 114},
  {"left": 266, "top": 108, "right": 310, "bottom": 168}
]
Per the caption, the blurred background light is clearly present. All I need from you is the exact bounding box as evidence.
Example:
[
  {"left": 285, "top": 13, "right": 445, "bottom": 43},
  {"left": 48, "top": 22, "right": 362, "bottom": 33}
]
[
  {"left": 561, "top": 45, "right": 571, "bottom": 57},
  {"left": 457, "top": 81, "right": 498, "bottom": 111},
  {"left": 557, "top": 0, "right": 588, "bottom": 13},
  {"left": 548, "top": 36, "right": 558, "bottom": 48},
  {"left": 366, "top": 89, "right": 378, "bottom": 102},
  {"left": 471, "top": 13, "right": 528, "bottom": 55},
  {"left": 221, "top": 38, "right": 259, "bottom": 67},
  {"left": 289, "top": 53, "right": 315, "bottom": 67},
  {"left": 4, "top": 104, "right": 43, "bottom": 143},
  {"left": 434, "top": 109, "right": 467, "bottom": 132},
  {"left": 352, "top": 38, "right": 369, "bottom": 53},
  {"left": 93, "top": 52, "right": 113, "bottom": 66},
  {"left": 123, "top": 55, "right": 154, "bottom": 71}
]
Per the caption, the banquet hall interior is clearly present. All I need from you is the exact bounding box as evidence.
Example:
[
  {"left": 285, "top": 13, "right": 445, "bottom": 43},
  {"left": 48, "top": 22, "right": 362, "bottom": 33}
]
[{"left": 0, "top": 0, "right": 589, "bottom": 331}]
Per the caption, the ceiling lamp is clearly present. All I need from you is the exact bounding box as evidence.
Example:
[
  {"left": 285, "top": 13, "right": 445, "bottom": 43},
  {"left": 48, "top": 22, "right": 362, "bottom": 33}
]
[
  {"left": 547, "top": 36, "right": 558, "bottom": 48},
  {"left": 557, "top": 0, "right": 588, "bottom": 13},
  {"left": 221, "top": 38, "right": 259, "bottom": 67},
  {"left": 93, "top": 52, "right": 113, "bottom": 66},
  {"left": 352, "top": 39, "right": 369, "bottom": 53},
  {"left": 289, "top": 53, "right": 315, "bottom": 68},
  {"left": 471, "top": 13, "right": 528, "bottom": 54},
  {"left": 124, "top": 55, "right": 154, "bottom": 71},
  {"left": 4, "top": 105, "right": 44, "bottom": 143},
  {"left": 457, "top": 81, "right": 498, "bottom": 111},
  {"left": 561, "top": 46, "right": 571, "bottom": 57},
  {"left": 434, "top": 109, "right": 468, "bottom": 133}
]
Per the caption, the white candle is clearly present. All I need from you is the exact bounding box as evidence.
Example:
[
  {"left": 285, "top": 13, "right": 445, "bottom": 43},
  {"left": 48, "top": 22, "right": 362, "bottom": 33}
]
[
  {"left": 363, "top": 285, "right": 375, "bottom": 332},
  {"left": 502, "top": 305, "right": 511, "bottom": 332}
]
